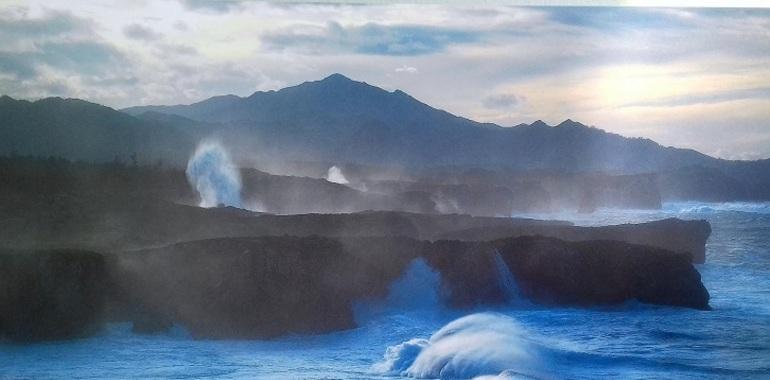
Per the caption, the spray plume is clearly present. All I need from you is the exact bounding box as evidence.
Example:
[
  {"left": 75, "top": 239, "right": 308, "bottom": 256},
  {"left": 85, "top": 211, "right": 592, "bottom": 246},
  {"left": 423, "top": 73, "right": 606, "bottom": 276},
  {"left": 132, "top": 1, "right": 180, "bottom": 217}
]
[
  {"left": 326, "top": 165, "right": 349, "bottom": 184},
  {"left": 186, "top": 140, "right": 242, "bottom": 208}
]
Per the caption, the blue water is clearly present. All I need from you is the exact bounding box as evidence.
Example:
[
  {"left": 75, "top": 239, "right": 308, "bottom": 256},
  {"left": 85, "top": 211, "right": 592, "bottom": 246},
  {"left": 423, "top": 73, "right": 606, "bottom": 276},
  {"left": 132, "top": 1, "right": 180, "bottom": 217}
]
[{"left": 2, "top": 202, "right": 769, "bottom": 379}]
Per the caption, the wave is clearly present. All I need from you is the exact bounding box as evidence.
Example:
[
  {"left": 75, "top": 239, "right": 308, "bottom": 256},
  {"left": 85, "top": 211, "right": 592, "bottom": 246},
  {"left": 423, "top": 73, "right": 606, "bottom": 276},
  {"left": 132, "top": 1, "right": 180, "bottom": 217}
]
[
  {"left": 512, "top": 202, "right": 770, "bottom": 227},
  {"left": 373, "top": 313, "right": 548, "bottom": 379},
  {"left": 663, "top": 201, "right": 770, "bottom": 215}
]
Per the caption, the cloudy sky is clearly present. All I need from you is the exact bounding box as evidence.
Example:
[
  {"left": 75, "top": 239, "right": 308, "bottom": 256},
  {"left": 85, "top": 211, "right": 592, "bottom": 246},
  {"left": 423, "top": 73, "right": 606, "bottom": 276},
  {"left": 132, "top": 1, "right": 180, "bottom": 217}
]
[{"left": 1, "top": 1, "right": 769, "bottom": 159}]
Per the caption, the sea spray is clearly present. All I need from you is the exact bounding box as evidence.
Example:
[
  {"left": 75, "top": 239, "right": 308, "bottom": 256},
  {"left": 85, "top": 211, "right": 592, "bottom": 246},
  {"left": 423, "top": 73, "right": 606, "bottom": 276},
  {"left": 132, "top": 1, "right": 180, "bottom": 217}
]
[
  {"left": 186, "top": 140, "right": 242, "bottom": 208},
  {"left": 432, "top": 192, "right": 461, "bottom": 214},
  {"left": 493, "top": 250, "right": 526, "bottom": 304},
  {"left": 373, "top": 313, "right": 545, "bottom": 379},
  {"left": 354, "top": 258, "right": 442, "bottom": 323},
  {"left": 326, "top": 165, "right": 349, "bottom": 184}
]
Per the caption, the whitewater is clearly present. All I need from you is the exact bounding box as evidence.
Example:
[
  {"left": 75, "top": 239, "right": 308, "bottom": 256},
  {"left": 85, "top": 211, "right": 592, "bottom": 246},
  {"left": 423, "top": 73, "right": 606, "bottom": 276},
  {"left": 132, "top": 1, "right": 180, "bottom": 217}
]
[{"left": 2, "top": 202, "right": 769, "bottom": 379}]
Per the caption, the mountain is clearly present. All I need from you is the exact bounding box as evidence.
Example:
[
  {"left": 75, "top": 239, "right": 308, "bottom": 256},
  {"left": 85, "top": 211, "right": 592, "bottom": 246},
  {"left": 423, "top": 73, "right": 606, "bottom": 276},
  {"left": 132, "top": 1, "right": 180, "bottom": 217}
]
[
  {"left": 2, "top": 74, "right": 768, "bottom": 200},
  {"left": 0, "top": 95, "right": 198, "bottom": 165},
  {"left": 123, "top": 73, "right": 722, "bottom": 173}
]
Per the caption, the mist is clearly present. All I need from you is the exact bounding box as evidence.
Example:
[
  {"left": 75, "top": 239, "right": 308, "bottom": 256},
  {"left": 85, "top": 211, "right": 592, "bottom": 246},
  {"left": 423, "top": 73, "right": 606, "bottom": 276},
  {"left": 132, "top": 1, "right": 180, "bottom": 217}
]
[{"left": 354, "top": 258, "right": 442, "bottom": 323}]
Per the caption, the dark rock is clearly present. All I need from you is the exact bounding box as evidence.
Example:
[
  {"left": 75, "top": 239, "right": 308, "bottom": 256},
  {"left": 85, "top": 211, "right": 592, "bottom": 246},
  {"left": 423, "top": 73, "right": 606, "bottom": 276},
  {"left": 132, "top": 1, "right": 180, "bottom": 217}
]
[
  {"left": 426, "top": 236, "right": 709, "bottom": 310},
  {"left": 110, "top": 236, "right": 419, "bottom": 339},
  {"left": 0, "top": 233, "right": 710, "bottom": 341},
  {"left": 0, "top": 249, "right": 107, "bottom": 342},
  {"left": 422, "top": 241, "right": 508, "bottom": 308},
  {"left": 438, "top": 218, "right": 712, "bottom": 264},
  {"left": 109, "top": 235, "right": 709, "bottom": 339},
  {"left": 495, "top": 236, "right": 710, "bottom": 310}
]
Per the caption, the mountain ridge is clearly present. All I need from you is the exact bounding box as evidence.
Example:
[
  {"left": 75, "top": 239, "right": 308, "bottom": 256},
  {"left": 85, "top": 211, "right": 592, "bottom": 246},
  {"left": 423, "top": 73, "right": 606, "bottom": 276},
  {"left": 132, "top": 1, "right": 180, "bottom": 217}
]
[
  {"left": 2, "top": 73, "right": 769, "bottom": 201},
  {"left": 0, "top": 73, "right": 765, "bottom": 176},
  {"left": 125, "top": 73, "right": 502, "bottom": 135},
  {"left": 117, "top": 73, "right": 722, "bottom": 171},
  {"left": 0, "top": 95, "right": 196, "bottom": 165}
]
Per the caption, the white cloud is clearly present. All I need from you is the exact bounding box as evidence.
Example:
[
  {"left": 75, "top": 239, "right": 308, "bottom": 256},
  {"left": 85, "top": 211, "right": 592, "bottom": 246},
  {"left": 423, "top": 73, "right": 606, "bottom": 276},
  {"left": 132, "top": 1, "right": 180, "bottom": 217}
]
[
  {"left": 123, "top": 23, "right": 161, "bottom": 41},
  {"left": 395, "top": 65, "right": 418, "bottom": 74},
  {"left": 482, "top": 93, "right": 523, "bottom": 109}
]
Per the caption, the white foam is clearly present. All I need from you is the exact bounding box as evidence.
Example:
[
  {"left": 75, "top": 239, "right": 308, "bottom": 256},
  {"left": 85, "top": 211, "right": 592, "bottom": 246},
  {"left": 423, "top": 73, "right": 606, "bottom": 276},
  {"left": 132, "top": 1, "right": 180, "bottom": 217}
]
[{"left": 374, "top": 313, "right": 545, "bottom": 379}]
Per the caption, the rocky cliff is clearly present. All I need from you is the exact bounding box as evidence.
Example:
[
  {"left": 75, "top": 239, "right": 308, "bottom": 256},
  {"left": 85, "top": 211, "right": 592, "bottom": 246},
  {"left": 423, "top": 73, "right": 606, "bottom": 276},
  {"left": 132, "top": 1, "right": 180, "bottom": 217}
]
[
  {"left": 0, "top": 249, "right": 106, "bottom": 342},
  {"left": 1, "top": 234, "right": 710, "bottom": 341}
]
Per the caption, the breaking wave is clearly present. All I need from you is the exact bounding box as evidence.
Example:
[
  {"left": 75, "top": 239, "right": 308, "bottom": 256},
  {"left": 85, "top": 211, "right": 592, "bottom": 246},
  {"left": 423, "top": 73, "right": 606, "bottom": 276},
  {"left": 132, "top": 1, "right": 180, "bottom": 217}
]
[{"left": 373, "top": 313, "right": 548, "bottom": 379}]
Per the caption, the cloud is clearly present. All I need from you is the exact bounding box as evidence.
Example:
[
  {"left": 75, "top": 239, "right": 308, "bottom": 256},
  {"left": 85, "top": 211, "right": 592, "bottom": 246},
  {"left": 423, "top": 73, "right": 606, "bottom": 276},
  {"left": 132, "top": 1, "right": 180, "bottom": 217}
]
[
  {"left": 156, "top": 43, "right": 198, "bottom": 56},
  {"left": 39, "top": 41, "right": 125, "bottom": 73},
  {"left": 483, "top": 93, "right": 523, "bottom": 109},
  {"left": 179, "top": 0, "right": 245, "bottom": 13},
  {"left": 0, "top": 9, "right": 126, "bottom": 80},
  {"left": 0, "top": 8, "right": 94, "bottom": 53},
  {"left": 0, "top": 9, "right": 91, "bottom": 40},
  {"left": 173, "top": 20, "right": 189, "bottom": 31},
  {"left": 619, "top": 86, "right": 770, "bottom": 108},
  {"left": 0, "top": 40, "right": 126, "bottom": 80},
  {"left": 262, "top": 21, "right": 478, "bottom": 56},
  {"left": 395, "top": 65, "right": 418, "bottom": 74},
  {"left": 545, "top": 7, "right": 694, "bottom": 31},
  {"left": 123, "top": 23, "right": 161, "bottom": 41},
  {"left": 0, "top": 6, "right": 133, "bottom": 104},
  {"left": 0, "top": 52, "right": 37, "bottom": 78}
]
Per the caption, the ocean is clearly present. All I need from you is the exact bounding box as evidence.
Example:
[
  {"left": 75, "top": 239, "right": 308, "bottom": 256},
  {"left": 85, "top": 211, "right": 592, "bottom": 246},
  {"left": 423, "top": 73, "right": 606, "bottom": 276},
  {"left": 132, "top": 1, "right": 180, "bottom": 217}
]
[{"left": 2, "top": 202, "right": 769, "bottom": 379}]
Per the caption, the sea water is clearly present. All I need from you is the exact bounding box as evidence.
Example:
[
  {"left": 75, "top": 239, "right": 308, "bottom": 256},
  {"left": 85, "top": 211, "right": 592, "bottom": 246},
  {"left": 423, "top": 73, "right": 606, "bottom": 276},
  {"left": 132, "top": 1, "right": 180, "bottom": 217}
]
[{"left": 2, "top": 202, "right": 769, "bottom": 379}]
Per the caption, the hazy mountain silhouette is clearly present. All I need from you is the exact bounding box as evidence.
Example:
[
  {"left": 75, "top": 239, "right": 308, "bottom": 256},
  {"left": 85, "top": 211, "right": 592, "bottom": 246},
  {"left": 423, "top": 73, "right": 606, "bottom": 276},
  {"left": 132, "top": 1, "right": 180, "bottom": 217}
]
[
  {"left": 2, "top": 74, "right": 768, "bottom": 191},
  {"left": 123, "top": 73, "right": 724, "bottom": 173},
  {"left": 0, "top": 95, "right": 196, "bottom": 165}
]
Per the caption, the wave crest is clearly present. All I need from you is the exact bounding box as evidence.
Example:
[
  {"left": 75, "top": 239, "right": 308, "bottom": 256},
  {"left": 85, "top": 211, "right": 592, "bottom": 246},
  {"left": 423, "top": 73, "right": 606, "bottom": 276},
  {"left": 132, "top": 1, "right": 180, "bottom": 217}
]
[
  {"left": 664, "top": 201, "right": 770, "bottom": 215},
  {"left": 374, "top": 313, "right": 545, "bottom": 379}
]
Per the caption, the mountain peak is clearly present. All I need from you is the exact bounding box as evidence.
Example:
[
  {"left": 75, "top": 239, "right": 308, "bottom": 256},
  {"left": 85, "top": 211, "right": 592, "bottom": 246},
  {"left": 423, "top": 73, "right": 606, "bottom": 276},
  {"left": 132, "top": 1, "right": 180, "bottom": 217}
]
[
  {"left": 530, "top": 120, "right": 550, "bottom": 128},
  {"left": 0, "top": 95, "right": 18, "bottom": 105},
  {"left": 320, "top": 73, "right": 354, "bottom": 83},
  {"left": 34, "top": 97, "right": 108, "bottom": 110},
  {"left": 557, "top": 119, "right": 585, "bottom": 128},
  {"left": 298, "top": 73, "right": 371, "bottom": 93}
]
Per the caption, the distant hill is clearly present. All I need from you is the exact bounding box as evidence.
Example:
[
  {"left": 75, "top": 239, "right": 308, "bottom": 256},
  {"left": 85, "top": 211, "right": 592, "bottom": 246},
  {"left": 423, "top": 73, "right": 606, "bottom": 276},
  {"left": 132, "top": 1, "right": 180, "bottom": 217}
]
[{"left": 0, "top": 95, "right": 196, "bottom": 165}]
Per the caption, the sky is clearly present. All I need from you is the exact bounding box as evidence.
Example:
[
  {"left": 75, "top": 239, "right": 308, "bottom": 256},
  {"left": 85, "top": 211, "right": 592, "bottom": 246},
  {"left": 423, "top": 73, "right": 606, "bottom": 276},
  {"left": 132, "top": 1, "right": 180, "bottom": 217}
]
[{"left": 1, "top": 1, "right": 769, "bottom": 160}]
